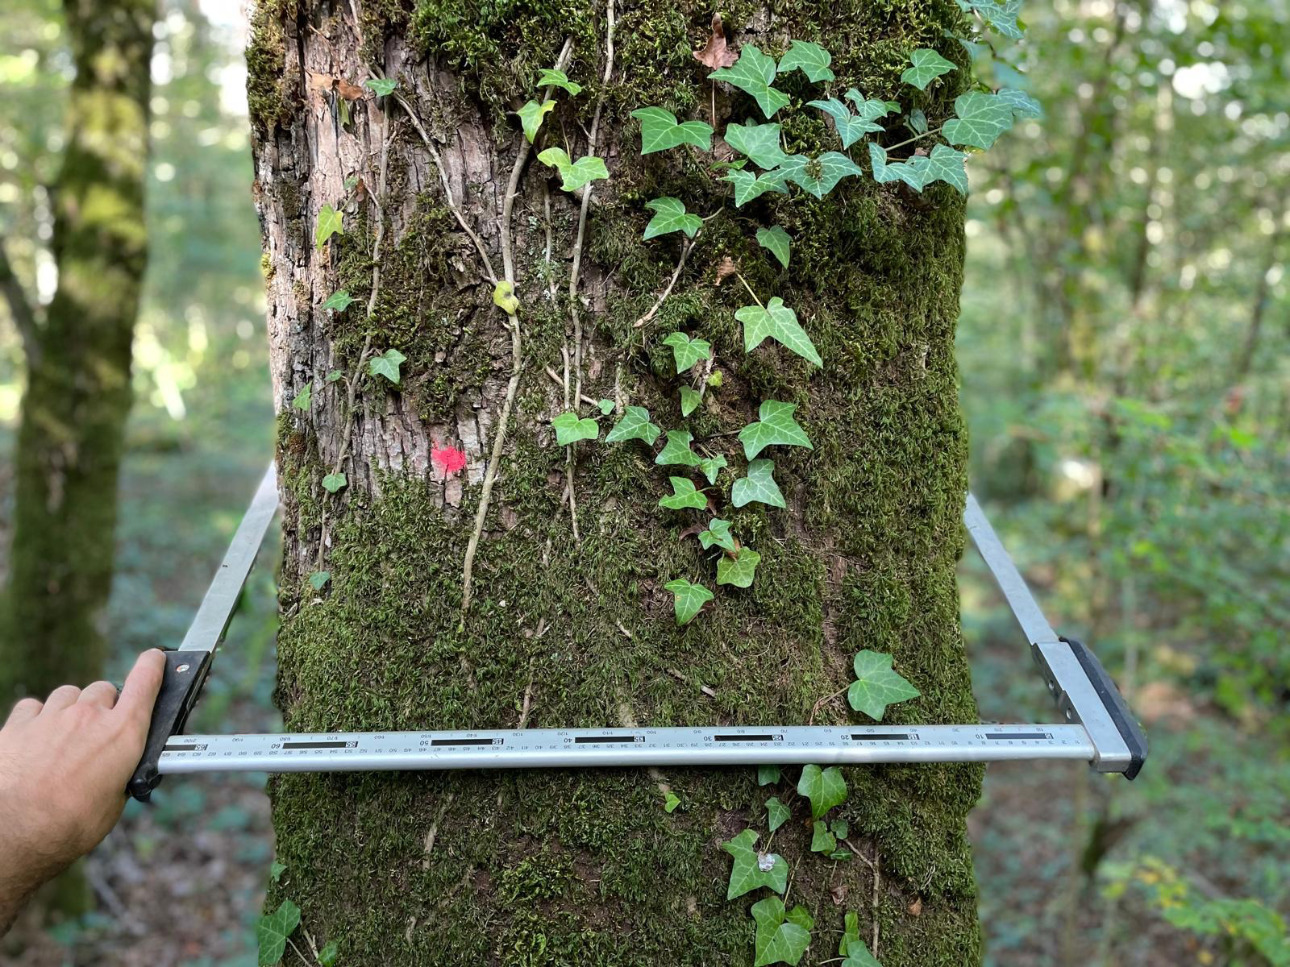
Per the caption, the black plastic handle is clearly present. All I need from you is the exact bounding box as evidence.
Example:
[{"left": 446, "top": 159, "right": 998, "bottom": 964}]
[
  {"left": 127, "top": 650, "right": 213, "bottom": 801},
  {"left": 1062, "top": 637, "right": 1148, "bottom": 780}
]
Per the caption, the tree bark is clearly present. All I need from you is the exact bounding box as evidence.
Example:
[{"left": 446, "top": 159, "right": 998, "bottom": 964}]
[
  {"left": 250, "top": 1, "right": 982, "bottom": 963},
  {"left": 1, "top": 0, "right": 154, "bottom": 706}
]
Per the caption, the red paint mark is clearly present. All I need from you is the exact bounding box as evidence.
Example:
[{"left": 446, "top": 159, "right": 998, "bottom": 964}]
[{"left": 432, "top": 442, "right": 468, "bottom": 478}]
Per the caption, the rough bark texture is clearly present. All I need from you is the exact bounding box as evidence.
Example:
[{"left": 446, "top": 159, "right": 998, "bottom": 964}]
[
  {"left": 1, "top": 0, "right": 154, "bottom": 706},
  {"left": 250, "top": 0, "right": 981, "bottom": 963}
]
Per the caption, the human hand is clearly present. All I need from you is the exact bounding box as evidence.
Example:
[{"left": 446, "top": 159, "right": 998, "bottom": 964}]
[{"left": 0, "top": 649, "right": 166, "bottom": 932}]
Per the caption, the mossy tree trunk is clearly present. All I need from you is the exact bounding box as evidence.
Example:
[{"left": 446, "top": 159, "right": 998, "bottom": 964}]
[
  {"left": 251, "top": 1, "right": 982, "bottom": 963},
  {"left": 1, "top": 0, "right": 154, "bottom": 704}
]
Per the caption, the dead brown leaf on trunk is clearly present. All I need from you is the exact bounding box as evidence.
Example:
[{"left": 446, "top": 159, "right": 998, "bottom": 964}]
[
  {"left": 714, "top": 256, "right": 738, "bottom": 285},
  {"left": 694, "top": 13, "right": 737, "bottom": 69},
  {"left": 336, "top": 78, "right": 365, "bottom": 101}
]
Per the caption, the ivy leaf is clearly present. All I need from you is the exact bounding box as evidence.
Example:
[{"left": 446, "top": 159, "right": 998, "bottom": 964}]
[
  {"left": 516, "top": 99, "right": 555, "bottom": 143},
  {"left": 643, "top": 197, "right": 702, "bottom": 239},
  {"left": 840, "top": 911, "right": 862, "bottom": 957},
  {"left": 844, "top": 90, "right": 900, "bottom": 121},
  {"left": 776, "top": 151, "right": 865, "bottom": 199},
  {"left": 752, "top": 896, "right": 813, "bottom": 967},
  {"left": 536, "top": 147, "right": 610, "bottom": 192},
  {"left": 777, "top": 40, "right": 834, "bottom": 82},
  {"left": 659, "top": 476, "right": 708, "bottom": 511},
  {"left": 909, "top": 108, "right": 929, "bottom": 134},
  {"left": 811, "top": 822, "right": 838, "bottom": 853},
  {"left": 736, "top": 297, "right": 822, "bottom": 367},
  {"left": 368, "top": 348, "right": 406, "bottom": 384},
  {"left": 364, "top": 77, "right": 397, "bottom": 96},
  {"left": 731, "top": 458, "right": 786, "bottom": 509},
  {"left": 843, "top": 941, "right": 882, "bottom": 967},
  {"left": 758, "top": 765, "right": 781, "bottom": 786},
  {"left": 318, "top": 941, "right": 341, "bottom": 967},
  {"left": 597, "top": 398, "right": 615, "bottom": 415},
  {"left": 765, "top": 796, "right": 790, "bottom": 832},
  {"left": 537, "top": 67, "right": 581, "bottom": 95},
  {"left": 961, "top": 0, "right": 1024, "bottom": 40},
  {"left": 722, "top": 829, "right": 788, "bottom": 900},
  {"left": 664, "top": 791, "right": 682, "bottom": 813},
  {"left": 723, "top": 168, "right": 790, "bottom": 207},
  {"left": 662, "top": 331, "right": 713, "bottom": 373},
  {"left": 605, "top": 405, "right": 661, "bottom": 445},
  {"left": 723, "top": 120, "right": 790, "bottom": 170},
  {"left": 322, "top": 472, "right": 347, "bottom": 494},
  {"left": 631, "top": 106, "right": 714, "bottom": 154},
  {"left": 901, "top": 48, "right": 956, "bottom": 90},
  {"left": 269, "top": 860, "right": 287, "bottom": 883},
  {"left": 943, "top": 91, "right": 1016, "bottom": 150},
  {"left": 996, "top": 87, "right": 1044, "bottom": 120},
  {"left": 325, "top": 370, "right": 342, "bottom": 383},
  {"left": 256, "top": 899, "right": 301, "bottom": 967},
  {"left": 848, "top": 650, "right": 921, "bottom": 721},
  {"left": 739, "top": 400, "right": 812, "bottom": 460},
  {"left": 710, "top": 45, "right": 790, "bottom": 118},
  {"left": 492, "top": 280, "right": 520, "bottom": 314},
  {"left": 698, "top": 454, "right": 727, "bottom": 486},
  {"left": 807, "top": 98, "right": 884, "bottom": 149},
  {"left": 322, "top": 289, "right": 355, "bottom": 312},
  {"left": 700, "top": 518, "right": 738, "bottom": 552},
  {"left": 926, "top": 144, "right": 969, "bottom": 194},
  {"left": 867, "top": 143, "right": 930, "bottom": 191},
  {"left": 797, "top": 764, "right": 847, "bottom": 819},
  {"left": 717, "top": 547, "right": 761, "bottom": 588},
  {"left": 308, "top": 571, "right": 330, "bottom": 591},
  {"left": 655, "top": 429, "right": 702, "bottom": 468},
  {"left": 679, "top": 385, "right": 702, "bottom": 417},
  {"left": 552, "top": 411, "right": 599, "bottom": 446},
  {"left": 831, "top": 818, "right": 849, "bottom": 839},
  {"left": 315, "top": 204, "right": 343, "bottom": 250},
  {"left": 292, "top": 381, "right": 312, "bottom": 411},
  {"left": 664, "top": 578, "right": 714, "bottom": 626},
  {"left": 756, "top": 226, "right": 791, "bottom": 268}
]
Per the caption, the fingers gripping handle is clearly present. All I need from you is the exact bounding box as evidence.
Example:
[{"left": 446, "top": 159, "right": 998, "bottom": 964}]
[{"left": 128, "top": 651, "right": 212, "bottom": 801}]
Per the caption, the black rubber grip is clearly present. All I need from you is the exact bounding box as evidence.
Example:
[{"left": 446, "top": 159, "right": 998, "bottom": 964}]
[
  {"left": 1062, "top": 637, "right": 1148, "bottom": 780},
  {"left": 127, "top": 650, "right": 213, "bottom": 801}
]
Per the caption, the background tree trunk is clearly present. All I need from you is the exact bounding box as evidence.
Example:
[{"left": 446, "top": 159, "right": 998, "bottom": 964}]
[
  {"left": 1, "top": 0, "right": 155, "bottom": 706},
  {"left": 250, "top": 0, "right": 982, "bottom": 962}
]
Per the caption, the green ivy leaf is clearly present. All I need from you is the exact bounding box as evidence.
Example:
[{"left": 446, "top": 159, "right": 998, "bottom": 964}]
[
  {"left": 831, "top": 818, "right": 849, "bottom": 839},
  {"left": 722, "top": 829, "right": 788, "bottom": 900},
  {"left": 517, "top": 99, "right": 555, "bottom": 143},
  {"left": 717, "top": 547, "right": 761, "bottom": 587},
  {"left": 710, "top": 45, "right": 790, "bottom": 118},
  {"left": 752, "top": 896, "right": 813, "bottom": 967},
  {"left": 867, "top": 143, "right": 930, "bottom": 191},
  {"left": 698, "top": 454, "right": 727, "bottom": 486},
  {"left": 758, "top": 764, "right": 781, "bottom": 786},
  {"left": 631, "top": 106, "right": 714, "bottom": 154},
  {"left": 597, "top": 398, "right": 615, "bottom": 415},
  {"left": 643, "top": 196, "right": 702, "bottom": 239},
  {"left": 943, "top": 91, "right": 1016, "bottom": 150},
  {"left": 664, "top": 578, "right": 714, "bottom": 626},
  {"left": 552, "top": 411, "right": 599, "bottom": 446},
  {"left": 736, "top": 297, "right": 822, "bottom": 367},
  {"left": 811, "top": 822, "right": 838, "bottom": 853},
  {"left": 806, "top": 98, "right": 885, "bottom": 149},
  {"left": 679, "top": 385, "right": 702, "bottom": 417},
  {"left": 318, "top": 940, "right": 340, "bottom": 967},
  {"left": 662, "top": 331, "right": 713, "bottom": 373},
  {"left": 659, "top": 476, "right": 709, "bottom": 510},
  {"left": 840, "top": 911, "right": 862, "bottom": 957},
  {"left": 776, "top": 151, "right": 865, "bottom": 199},
  {"left": 756, "top": 226, "right": 791, "bottom": 268},
  {"left": 997, "top": 87, "right": 1043, "bottom": 120},
  {"left": 731, "top": 458, "right": 786, "bottom": 509},
  {"left": 960, "top": 0, "right": 1024, "bottom": 40},
  {"left": 492, "top": 280, "right": 520, "bottom": 314},
  {"left": 901, "top": 48, "right": 956, "bottom": 90},
  {"left": 723, "top": 120, "right": 791, "bottom": 170},
  {"left": 848, "top": 650, "right": 921, "bottom": 720},
  {"left": 365, "top": 77, "right": 397, "bottom": 96},
  {"left": 723, "top": 168, "right": 791, "bottom": 207},
  {"left": 739, "top": 400, "right": 813, "bottom": 460},
  {"left": 777, "top": 40, "right": 834, "bottom": 82},
  {"left": 699, "top": 517, "right": 737, "bottom": 552},
  {"left": 308, "top": 571, "right": 330, "bottom": 591},
  {"left": 292, "top": 381, "right": 312, "bottom": 411},
  {"left": 326, "top": 369, "right": 342, "bottom": 383},
  {"left": 315, "top": 204, "right": 342, "bottom": 250},
  {"left": 765, "top": 796, "right": 790, "bottom": 832},
  {"left": 655, "top": 429, "right": 702, "bottom": 467},
  {"left": 269, "top": 860, "right": 287, "bottom": 883},
  {"left": 322, "top": 289, "right": 355, "bottom": 312},
  {"left": 797, "top": 764, "right": 847, "bottom": 819},
  {"left": 256, "top": 899, "right": 301, "bottom": 967},
  {"left": 322, "top": 472, "right": 347, "bottom": 494},
  {"left": 368, "top": 348, "right": 406, "bottom": 384},
  {"left": 926, "top": 144, "right": 969, "bottom": 194},
  {"left": 537, "top": 67, "right": 581, "bottom": 95},
  {"left": 664, "top": 791, "right": 681, "bottom": 813},
  {"left": 843, "top": 940, "right": 882, "bottom": 967},
  {"left": 605, "top": 405, "right": 661, "bottom": 445},
  {"left": 536, "top": 147, "right": 610, "bottom": 192},
  {"left": 909, "top": 108, "right": 929, "bottom": 134}
]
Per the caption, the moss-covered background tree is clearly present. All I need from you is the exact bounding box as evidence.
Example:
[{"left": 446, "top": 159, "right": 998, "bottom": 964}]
[
  {"left": 0, "top": 0, "right": 155, "bottom": 709},
  {"left": 250, "top": 0, "right": 984, "bottom": 962}
]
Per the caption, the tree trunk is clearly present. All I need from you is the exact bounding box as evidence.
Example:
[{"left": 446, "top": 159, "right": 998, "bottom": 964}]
[
  {"left": 1, "top": 0, "right": 154, "bottom": 705},
  {"left": 250, "top": 1, "right": 981, "bottom": 963}
]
